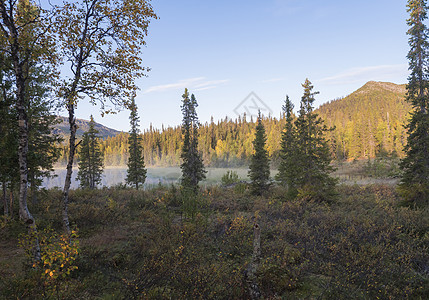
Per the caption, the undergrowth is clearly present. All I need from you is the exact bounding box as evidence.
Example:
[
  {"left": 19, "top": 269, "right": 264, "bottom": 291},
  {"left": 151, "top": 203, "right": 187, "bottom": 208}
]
[{"left": 0, "top": 184, "right": 428, "bottom": 299}]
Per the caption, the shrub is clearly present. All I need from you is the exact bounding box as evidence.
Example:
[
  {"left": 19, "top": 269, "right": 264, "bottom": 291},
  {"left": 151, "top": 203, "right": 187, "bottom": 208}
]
[
  {"left": 18, "top": 228, "right": 79, "bottom": 298},
  {"left": 221, "top": 170, "right": 240, "bottom": 185}
]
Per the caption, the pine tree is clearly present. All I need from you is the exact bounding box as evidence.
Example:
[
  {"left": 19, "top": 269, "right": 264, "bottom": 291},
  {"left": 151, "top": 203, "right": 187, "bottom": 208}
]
[
  {"left": 77, "top": 116, "right": 104, "bottom": 189},
  {"left": 248, "top": 111, "right": 270, "bottom": 195},
  {"left": 275, "top": 96, "right": 298, "bottom": 196},
  {"left": 126, "top": 98, "right": 147, "bottom": 190},
  {"left": 294, "top": 79, "right": 336, "bottom": 201},
  {"left": 399, "top": 0, "right": 429, "bottom": 205},
  {"left": 180, "top": 89, "right": 206, "bottom": 191}
]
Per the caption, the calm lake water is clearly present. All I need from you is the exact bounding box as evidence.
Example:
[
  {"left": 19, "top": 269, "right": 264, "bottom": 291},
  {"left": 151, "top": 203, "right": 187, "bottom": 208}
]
[{"left": 42, "top": 167, "right": 255, "bottom": 189}]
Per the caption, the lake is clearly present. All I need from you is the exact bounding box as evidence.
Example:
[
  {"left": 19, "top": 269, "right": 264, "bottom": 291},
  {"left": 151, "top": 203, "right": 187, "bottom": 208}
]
[{"left": 42, "top": 167, "right": 256, "bottom": 189}]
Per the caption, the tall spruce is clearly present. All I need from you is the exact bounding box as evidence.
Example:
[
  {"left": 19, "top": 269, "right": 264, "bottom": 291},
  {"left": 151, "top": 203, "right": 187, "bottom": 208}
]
[
  {"left": 77, "top": 116, "right": 104, "bottom": 189},
  {"left": 126, "top": 98, "right": 147, "bottom": 190},
  {"left": 294, "top": 79, "right": 336, "bottom": 201},
  {"left": 275, "top": 96, "right": 298, "bottom": 196},
  {"left": 180, "top": 89, "right": 206, "bottom": 191},
  {"left": 248, "top": 111, "right": 270, "bottom": 195},
  {"left": 0, "top": 56, "right": 17, "bottom": 217},
  {"left": 399, "top": 0, "right": 429, "bottom": 205},
  {"left": 26, "top": 67, "right": 62, "bottom": 203}
]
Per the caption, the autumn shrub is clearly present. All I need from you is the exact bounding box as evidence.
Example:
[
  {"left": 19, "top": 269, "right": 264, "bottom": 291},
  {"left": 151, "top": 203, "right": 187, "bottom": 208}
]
[
  {"left": 298, "top": 180, "right": 339, "bottom": 203},
  {"left": 127, "top": 212, "right": 249, "bottom": 299},
  {"left": 2, "top": 183, "right": 428, "bottom": 299},
  {"left": 30, "top": 188, "right": 63, "bottom": 231},
  {"left": 256, "top": 184, "right": 429, "bottom": 299},
  {"left": 207, "top": 185, "right": 253, "bottom": 212},
  {"left": 164, "top": 183, "right": 181, "bottom": 207},
  {"left": 233, "top": 182, "right": 247, "bottom": 194},
  {"left": 18, "top": 228, "right": 79, "bottom": 298}
]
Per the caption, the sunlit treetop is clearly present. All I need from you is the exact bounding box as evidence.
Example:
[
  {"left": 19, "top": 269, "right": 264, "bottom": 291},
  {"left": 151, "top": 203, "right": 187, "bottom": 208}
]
[{"left": 54, "top": 0, "right": 157, "bottom": 113}]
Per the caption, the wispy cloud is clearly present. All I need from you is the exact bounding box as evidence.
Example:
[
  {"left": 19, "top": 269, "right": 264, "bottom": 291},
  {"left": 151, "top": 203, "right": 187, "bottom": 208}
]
[
  {"left": 317, "top": 64, "right": 408, "bottom": 85},
  {"left": 144, "top": 77, "right": 228, "bottom": 94},
  {"left": 194, "top": 79, "right": 229, "bottom": 91}
]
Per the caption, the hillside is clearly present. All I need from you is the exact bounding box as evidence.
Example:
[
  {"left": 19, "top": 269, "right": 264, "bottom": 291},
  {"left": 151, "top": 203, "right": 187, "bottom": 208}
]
[
  {"left": 53, "top": 116, "right": 121, "bottom": 139},
  {"left": 318, "top": 81, "right": 410, "bottom": 159},
  {"left": 56, "top": 82, "right": 412, "bottom": 166}
]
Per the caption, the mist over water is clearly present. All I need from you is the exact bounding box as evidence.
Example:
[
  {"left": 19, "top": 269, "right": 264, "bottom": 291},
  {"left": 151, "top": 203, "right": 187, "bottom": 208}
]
[
  {"left": 42, "top": 167, "right": 181, "bottom": 189},
  {"left": 42, "top": 167, "right": 252, "bottom": 189}
]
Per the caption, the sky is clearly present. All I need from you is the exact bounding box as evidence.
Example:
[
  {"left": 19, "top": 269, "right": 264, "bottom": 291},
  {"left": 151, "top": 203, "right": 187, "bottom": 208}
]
[{"left": 71, "top": 0, "right": 410, "bottom": 132}]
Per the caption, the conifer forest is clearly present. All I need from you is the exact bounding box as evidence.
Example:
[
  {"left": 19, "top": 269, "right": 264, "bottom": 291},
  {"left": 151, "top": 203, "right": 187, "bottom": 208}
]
[{"left": 0, "top": 1, "right": 428, "bottom": 299}]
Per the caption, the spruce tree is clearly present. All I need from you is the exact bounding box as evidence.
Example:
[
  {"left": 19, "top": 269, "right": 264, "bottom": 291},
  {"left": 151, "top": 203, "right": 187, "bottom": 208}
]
[
  {"left": 0, "top": 59, "right": 18, "bottom": 216},
  {"left": 294, "top": 79, "right": 336, "bottom": 201},
  {"left": 275, "top": 96, "right": 298, "bottom": 196},
  {"left": 26, "top": 67, "right": 62, "bottom": 202},
  {"left": 399, "top": 0, "right": 429, "bottom": 205},
  {"left": 180, "top": 89, "right": 206, "bottom": 191},
  {"left": 77, "top": 115, "right": 104, "bottom": 189},
  {"left": 248, "top": 111, "right": 270, "bottom": 195},
  {"left": 126, "top": 98, "right": 147, "bottom": 190},
  {"left": 0, "top": 60, "right": 61, "bottom": 207}
]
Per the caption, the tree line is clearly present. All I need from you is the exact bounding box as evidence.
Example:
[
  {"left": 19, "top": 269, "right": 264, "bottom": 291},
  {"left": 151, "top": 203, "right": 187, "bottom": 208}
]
[{"left": 57, "top": 81, "right": 409, "bottom": 169}]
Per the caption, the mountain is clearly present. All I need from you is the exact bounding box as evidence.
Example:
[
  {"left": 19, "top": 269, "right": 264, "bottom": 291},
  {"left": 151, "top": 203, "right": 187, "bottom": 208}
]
[
  {"left": 56, "top": 81, "right": 411, "bottom": 166},
  {"left": 53, "top": 116, "right": 121, "bottom": 139},
  {"left": 317, "top": 81, "right": 410, "bottom": 159}
]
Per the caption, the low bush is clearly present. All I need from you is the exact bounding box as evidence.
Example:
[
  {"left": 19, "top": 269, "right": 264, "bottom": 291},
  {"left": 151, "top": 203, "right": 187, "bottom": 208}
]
[{"left": 0, "top": 183, "right": 427, "bottom": 299}]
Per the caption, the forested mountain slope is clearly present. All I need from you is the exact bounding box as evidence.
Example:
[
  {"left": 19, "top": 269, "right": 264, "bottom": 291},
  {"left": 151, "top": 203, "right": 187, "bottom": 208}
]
[
  {"left": 318, "top": 81, "right": 409, "bottom": 159},
  {"left": 56, "top": 82, "right": 410, "bottom": 167}
]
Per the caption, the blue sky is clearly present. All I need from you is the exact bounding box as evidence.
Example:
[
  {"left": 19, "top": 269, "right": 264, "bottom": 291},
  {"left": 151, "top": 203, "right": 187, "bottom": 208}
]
[{"left": 73, "top": 0, "right": 409, "bottom": 131}]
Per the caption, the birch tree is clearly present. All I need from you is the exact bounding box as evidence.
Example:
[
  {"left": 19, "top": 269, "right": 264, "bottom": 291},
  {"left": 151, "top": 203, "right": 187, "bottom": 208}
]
[
  {"left": 0, "top": 0, "right": 57, "bottom": 258},
  {"left": 54, "top": 0, "right": 157, "bottom": 233}
]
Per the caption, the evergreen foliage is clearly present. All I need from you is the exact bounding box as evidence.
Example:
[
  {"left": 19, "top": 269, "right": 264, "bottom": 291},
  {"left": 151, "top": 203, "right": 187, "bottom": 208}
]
[
  {"left": 275, "top": 96, "right": 297, "bottom": 196},
  {"left": 0, "top": 61, "right": 61, "bottom": 199},
  {"left": 294, "top": 79, "right": 337, "bottom": 201},
  {"left": 26, "top": 67, "right": 63, "bottom": 197},
  {"left": 221, "top": 170, "right": 240, "bottom": 186},
  {"left": 0, "top": 57, "right": 18, "bottom": 194},
  {"left": 248, "top": 111, "right": 271, "bottom": 195},
  {"left": 399, "top": 0, "right": 429, "bottom": 205},
  {"left": 180, "top": 89, "right": 206, "bottom": 191},
  {"left": 126, "top": 98, "right": 147, "bottom": 190},
  {"left": 67, "top": 82, "right": 410, "bottom": 168},
  {"left": 318, "top": 82, "right": 409, "bottom": 159},
  {"left": 77, "top": 116, "right": 104, "bottom": 189}
]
